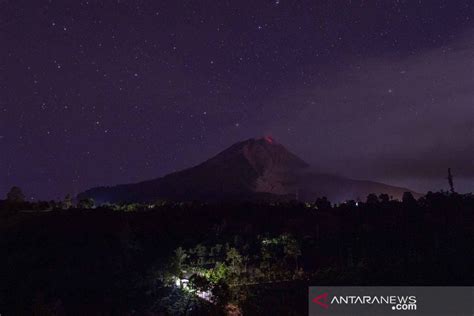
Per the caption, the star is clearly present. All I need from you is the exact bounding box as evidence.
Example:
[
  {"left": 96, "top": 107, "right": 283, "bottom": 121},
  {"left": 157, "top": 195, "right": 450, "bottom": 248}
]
[{"left": 2, "top": 0, "right": 473, "bottom": 200}]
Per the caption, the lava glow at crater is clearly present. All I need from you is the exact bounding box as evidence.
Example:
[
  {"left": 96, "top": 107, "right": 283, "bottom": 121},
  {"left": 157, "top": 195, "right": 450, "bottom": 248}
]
[{"left": 264, "top": 136, "right": 274, "bottom": 144}]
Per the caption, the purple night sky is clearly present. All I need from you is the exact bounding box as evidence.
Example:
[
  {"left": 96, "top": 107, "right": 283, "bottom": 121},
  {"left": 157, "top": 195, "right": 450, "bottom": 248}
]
[{"left": 1, "top": 0, "right": 473, "bottom": 200}]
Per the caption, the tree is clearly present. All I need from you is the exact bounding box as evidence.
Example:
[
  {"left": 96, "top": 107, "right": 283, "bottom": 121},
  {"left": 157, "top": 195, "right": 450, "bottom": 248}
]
[
  {"left": 366, "top": 193, "right": 379, "bottom": 205},
  {"left": 189, "top": 274, "right": 211, "bottom": 293},
  {"left": 208, "top": 262, "right": 229, "bottom": 283},
  {"left": 78, "top": 198, "right": 94, "bottom": 209},
  {"left": 211, "top": 280, "right": 232, "bottom": 309},
  {"left": 379, "top": 194, "right": 390, "bottom": 203},
  {"left": 314, "top": 197, "right": 331, "bottom": 210},
  {"left": 226, "top": 247, "right": 243, "bottom": 275},
  {"left": 6, "top": 186, "right": 25, "bottom": 203},
  {"left": 63, "top": 194, "right": 73, "bottom": 209},
  {"left": 447, "top": 168, "right": 455, "bottom": 193},
  {"left": 194, "top": 244, "right": 207, "bottom": 266},
  {"left": 170, "top": 247, "right": 188, "bottom": 279},
  {"left": 402, "top": 192, "right": 416, "bottom": 205},
  {"left": 282, "top": 235, "right": 301, "bottom": 271}
]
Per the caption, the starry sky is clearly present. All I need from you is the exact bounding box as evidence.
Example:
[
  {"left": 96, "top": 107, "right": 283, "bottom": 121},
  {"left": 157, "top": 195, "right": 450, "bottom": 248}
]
[{"left": 1, "top": 0, "right": 473, "bottom": 200}]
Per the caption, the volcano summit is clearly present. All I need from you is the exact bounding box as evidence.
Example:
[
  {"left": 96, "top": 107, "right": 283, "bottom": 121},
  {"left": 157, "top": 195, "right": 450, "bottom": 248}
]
[{"left": 79, "top": 137, "right": 415, "bottom": 204}]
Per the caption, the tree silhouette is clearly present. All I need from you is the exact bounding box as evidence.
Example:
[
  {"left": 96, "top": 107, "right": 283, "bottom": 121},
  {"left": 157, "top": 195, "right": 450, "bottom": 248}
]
[
  {"left": 282, "top": 235, "right": 301, "bottom": 271},
  {"left": 366, "top": 193, "right": 379, "bottom": 205},
  {"left": 78, "top": 198, "right": 95, "bottom": 209},
  {"left": 226, "top": 247, "right": 243, "bottom": 275},
  {"left": 6, "top": 186, "right": 25, "bottom": 203},
  {"left": 63, "top": 194, "right": 73, "bottom": 209},
  {"left": 402, "top": 191, "right": 416, "bottom": 205},
  {"left": 379, "top": 193, "right": 390, "bottom": 203},
  {"left": 447, "top": 168, "right": 455, "bottom": 193},
  {"left": 0, "top": 191, "right": 473, "bottom": 315},
  {"left": 314, "top": 197, "right": 331, "bottom": 210}
]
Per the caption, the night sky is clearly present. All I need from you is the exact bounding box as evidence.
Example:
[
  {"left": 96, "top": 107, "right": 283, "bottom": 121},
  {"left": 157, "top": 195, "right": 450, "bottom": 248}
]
[{"left": 1, "top": 0, "right": 473, "bottom": 200}]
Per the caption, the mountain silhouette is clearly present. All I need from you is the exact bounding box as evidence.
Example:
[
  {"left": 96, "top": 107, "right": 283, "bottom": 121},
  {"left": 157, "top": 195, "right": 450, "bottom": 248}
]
[{"left": 79, "top": 137, "right": 417, "bottom": 203}]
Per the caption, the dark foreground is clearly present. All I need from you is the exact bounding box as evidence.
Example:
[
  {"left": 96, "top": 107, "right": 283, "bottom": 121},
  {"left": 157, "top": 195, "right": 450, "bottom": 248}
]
[{"left": 1, "top": 192, "right": 473, "bottom": 315}]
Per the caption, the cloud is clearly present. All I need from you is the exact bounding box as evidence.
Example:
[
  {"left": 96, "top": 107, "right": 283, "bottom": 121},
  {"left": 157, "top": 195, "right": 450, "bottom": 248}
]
[{"left": 271, "top": 29, "right": 474, "bottom": 191}]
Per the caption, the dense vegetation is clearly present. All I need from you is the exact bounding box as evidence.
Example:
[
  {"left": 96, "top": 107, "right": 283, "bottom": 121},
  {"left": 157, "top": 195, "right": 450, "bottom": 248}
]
[{"left": 1, "top": 190, "right": 473, "bottom": 315}]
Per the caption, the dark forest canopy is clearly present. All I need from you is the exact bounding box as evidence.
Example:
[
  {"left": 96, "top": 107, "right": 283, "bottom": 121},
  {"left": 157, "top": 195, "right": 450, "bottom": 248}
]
[{"left": 1, "top": 191, "right": 473, "bottom": 314}]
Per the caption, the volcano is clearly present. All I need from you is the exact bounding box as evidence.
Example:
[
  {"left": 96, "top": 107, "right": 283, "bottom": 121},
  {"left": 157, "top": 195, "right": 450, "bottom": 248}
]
[{"left": 79, "top": 137, "right": 416, "bottom": 204}]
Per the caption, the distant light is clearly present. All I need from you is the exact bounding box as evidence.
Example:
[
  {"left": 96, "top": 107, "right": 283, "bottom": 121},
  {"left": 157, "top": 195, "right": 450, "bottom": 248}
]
[
  {"left": 197, "top": 289, "right": 213, "bottom": 301},
  {"left": 173, "top": 277, "right": 189, "bottom": 289}
]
